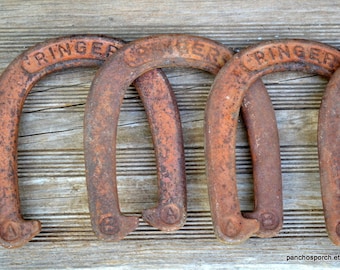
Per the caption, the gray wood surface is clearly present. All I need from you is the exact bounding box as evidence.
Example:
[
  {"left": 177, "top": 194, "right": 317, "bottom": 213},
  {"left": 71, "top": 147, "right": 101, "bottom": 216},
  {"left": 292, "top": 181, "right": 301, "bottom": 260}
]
[{"left": 0, "top": 0, "right": 340, "bottom": 269}]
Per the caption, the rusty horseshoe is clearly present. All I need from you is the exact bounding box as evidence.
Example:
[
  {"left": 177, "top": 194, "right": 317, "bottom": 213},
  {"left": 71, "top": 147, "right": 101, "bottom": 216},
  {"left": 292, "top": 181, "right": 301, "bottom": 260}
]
[
  {"left": 84, "top": 34, "right": 282, "bottom": 241},
  {"left": 206, "top": 39, "right": 340, "bottom": 244},
  {"left": 318, "top": 66, "right": 340, "bottom": 246},
  {"left": 0, "top": 35, "right": 185, "bottom": 248}
]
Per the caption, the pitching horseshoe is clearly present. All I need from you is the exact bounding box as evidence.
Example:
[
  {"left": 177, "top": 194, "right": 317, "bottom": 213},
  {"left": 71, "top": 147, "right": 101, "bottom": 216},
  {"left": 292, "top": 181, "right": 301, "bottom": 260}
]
[
  {"left": 206, "top": 39, "right": 340, "bottom": 244},
  {"left": 318, "top": 66, "right": 340, "bottom": 246},
  {"left": 85, "top": 34, "right": 282, "bottom": 242},
  {"left": 0, "top": 35, "right": 184, "bottom": 248}
]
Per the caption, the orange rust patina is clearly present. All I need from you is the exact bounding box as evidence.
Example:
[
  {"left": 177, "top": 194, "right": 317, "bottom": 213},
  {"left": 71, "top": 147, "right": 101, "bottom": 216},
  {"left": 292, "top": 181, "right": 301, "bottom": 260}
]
[
  {"left": 318, "top": 67, "right": 340, "bottom": 246},
  {"left": 85, "top": 34, "right": 282, "bottom": 242},
  {"left": 0, "top": 35, "right": 185, "bottom": 248},
  {"left": 206, "top": 39, "right": 340, "bottom": 244}
]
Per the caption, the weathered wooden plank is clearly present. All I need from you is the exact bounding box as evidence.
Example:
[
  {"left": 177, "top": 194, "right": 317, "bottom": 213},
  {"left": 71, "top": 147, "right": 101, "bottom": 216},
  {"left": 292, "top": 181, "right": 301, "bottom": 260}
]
[
  {"left": 17, "top": 169, "right": 324, "bottom": 214},
  {"left": 0, "top": 1, "right": 339, "bottom": 36},
  {"left": 0, "top": 238, "right": 338, "bottom": 269},
  {"left": 18, "top": 109, "right": 320, "bottom": 149},
  {"left": 0, "top": 0, "right": 340, "bottom": 268},
  {"left": 16, "top": 147, "right": 320, "bottom": 177},
  {"left": 19, "top": 70, "right": 327, "bottom": 113}
]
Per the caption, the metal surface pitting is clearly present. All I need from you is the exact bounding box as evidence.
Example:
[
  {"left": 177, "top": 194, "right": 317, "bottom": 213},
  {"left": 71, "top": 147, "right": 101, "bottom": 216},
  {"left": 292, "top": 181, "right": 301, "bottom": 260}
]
[
  {"left": 318, "top": 67, "right": 340, "bottom": 246},
  {"left": 206, "top": 39, "right": 340, "bottom": 244},
  {"left": 84, "top": 34, "right": 282, "bottom": 242},
  {"left": 3, "top": 34, "right": 336, "bottom": 247},
  {"left": 0, "top": 35, "right": 185, "bottom": 248}
]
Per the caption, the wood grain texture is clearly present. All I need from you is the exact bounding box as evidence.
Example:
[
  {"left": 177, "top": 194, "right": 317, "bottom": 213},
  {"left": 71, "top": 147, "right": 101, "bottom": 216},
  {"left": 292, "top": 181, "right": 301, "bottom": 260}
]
[{"left": 0, "top": 0, "right": 340, "bottom": 268}]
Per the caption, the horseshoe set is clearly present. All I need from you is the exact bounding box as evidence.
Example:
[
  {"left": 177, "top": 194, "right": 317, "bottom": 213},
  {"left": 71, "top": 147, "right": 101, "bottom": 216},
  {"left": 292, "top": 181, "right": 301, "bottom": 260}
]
[{"left": 0, "top": 34, "right": 339, "bottom": 248}]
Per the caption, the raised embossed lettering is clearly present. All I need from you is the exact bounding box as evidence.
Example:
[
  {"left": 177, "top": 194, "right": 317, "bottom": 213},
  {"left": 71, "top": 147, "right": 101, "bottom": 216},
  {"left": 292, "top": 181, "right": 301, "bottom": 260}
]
[
  {"left": 99, "top": 215, "right": 120, "bottom": 235},
  {"left": 1, "top": 221, "right": 20, "bottom": 242},
  {"left": 75, "top": 41, "right": 87, "bottom": 54},
  {"left": 48, "top": 47, "right": 56, "bottom": 59},
  {"left": 58, "top": 43, "right": 71, "bottom": 57},
  {"left": 22, "top": 39, "right": 119, "bottom": 73},
  {"left": 224, "top": 218, "right": 240, "bottom": 237},
  {"left": 268, "top": 48, "right": 276, "bottom": 60},
  {"left": 277, "top": 45, "right": 290, "bottom": 59},
  {"left": 160, "top": 204, "right": 180, "bottom": 224},
  {"left": 293, "top": 45, "right": 305, "bottom": 59},
  {"left": 105, "top": 44, "right": 118, "bottom": 57},
  {"left": 242, "top": 43, "right": 340, "bottom": 72},
  {"left": 252, "top": 51, "right": 265, "bottom": 65},
  {"left": 310, "top": 47, "right": 321, "bottom": 64},
  {"left": 192, "top": 41, "right": 205, "bottom": 58},
  {"left": 34, "top": 52, "right": 48, "bottom": 66},
  {"left": 124, "top": 38, "right": 226, "bottom": 68},
  {"left": 206, "top": 46, "right": 221, "bottom": 64},
  {"left": 323, "top": 52, "right": 337, "bottom": 69},
  {"left": 132, "top": 45, "right": 151, "bottom": 66},
  {"left": 91, "top": 42, "right": 103, "bottom": 57},
  {"left": 260, "top": 212, "right": 279, "bottom": 230},
  {"left": 175, "top": 39, "right": 189, "bottom": 54}
]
